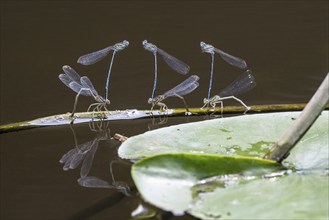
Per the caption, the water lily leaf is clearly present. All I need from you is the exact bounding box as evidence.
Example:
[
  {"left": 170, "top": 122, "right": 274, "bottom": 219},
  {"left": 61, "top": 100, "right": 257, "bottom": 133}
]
[
  {"left": 189, "top": 173, "right": 329, "bottom": 219},
  {"left": 119, "top": 111, "right": 329, "bottom": 170},
  {"left": 131, "top": 153, "right": 328, "bottom": 219},
  {"left": 131, "top": 153, "right": 281, "bottom": 213}
]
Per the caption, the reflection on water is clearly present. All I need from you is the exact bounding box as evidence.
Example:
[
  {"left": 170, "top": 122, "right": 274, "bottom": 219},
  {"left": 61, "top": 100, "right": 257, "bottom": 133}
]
[
  {"left": 148, "top": 115, "right": 169, "bottom": 130},
  {"left": 57, "top": 120, "right": 196, "bottom": 219},
  {"left": 59, "top": 121, "right": 132, "bottom": 196}
]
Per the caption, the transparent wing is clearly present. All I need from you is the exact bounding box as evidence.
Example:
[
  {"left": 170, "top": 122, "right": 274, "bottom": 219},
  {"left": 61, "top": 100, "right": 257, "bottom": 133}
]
[
  {"left": 213, "top": 47, "right": 248, "bottom": 69},
  {"left": 59, "top": 73, "right": 73, "bottom": 88},
  {"left": 68, "top": 81, "right": 94, "bottom": 97},
  {"left": 219, "top": 70, "right": 256, "bottom": 97},
  {"left": 62, "top": 65, "right": 82, "bottom": 83},
  {"left": 80, "top": 140, "right": 99, "bottom": 178},
  {"left": 162, "top": 75, "right": 200, "bottom": 97},
  {"left": 157, "top": 48, "right": 190, "bottom": 75},
  {"left": 174, "top": 82, "right": 199, "bottom": 96},
  {"left": 77, "top": 46, "right": 114, "bottom": 65},
  {"left": 78, "top": 176, "right": 111, "bottom": 188},
  {"left": 80, "top": 76, "right": 99, "bottom": 96}
]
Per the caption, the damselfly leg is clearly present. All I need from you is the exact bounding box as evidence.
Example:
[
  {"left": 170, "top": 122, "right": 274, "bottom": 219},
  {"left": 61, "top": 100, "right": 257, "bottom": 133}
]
[
  {"left": 148, "top": 75, "right": 200, "bottom": 114},
  {"left": 202, "top": 70, "right": 256, "bottom": 114}
]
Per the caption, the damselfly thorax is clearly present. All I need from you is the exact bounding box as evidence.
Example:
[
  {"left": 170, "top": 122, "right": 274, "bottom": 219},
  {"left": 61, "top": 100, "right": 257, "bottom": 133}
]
[
  {"left": 142, "top": 40, "right": 157, "bottom": 53},
  {"left": 200, "top": 41, "right": 215, "bottom": 54},
  {"left": 148, "top": 95, "right": 167, "bottom": 111}
]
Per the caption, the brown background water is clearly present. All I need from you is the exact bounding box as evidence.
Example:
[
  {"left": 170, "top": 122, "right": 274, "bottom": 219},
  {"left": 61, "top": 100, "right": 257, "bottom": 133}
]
[{"left": 0, "top": 1, "right": 328, "bottom": 219}]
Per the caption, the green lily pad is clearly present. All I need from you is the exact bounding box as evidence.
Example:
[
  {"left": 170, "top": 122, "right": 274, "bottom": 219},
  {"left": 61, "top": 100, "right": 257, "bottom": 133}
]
[
  {"left": 131, "top": 153, "right": 328, "bottom": 219},
  {"left": 131, "top": 153, "right": 281, "bottom": 213},
  {"left": 189, "top": 173, "right": 329, "bottom": 219},
  {"left": 119, "top": 111, "right": 329, "bottom": 170}
]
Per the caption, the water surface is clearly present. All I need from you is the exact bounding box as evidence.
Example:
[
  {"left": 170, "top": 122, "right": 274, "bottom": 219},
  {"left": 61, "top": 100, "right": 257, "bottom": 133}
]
[{"left": 1, "top": 1, "right": 328, "bottom": 219}]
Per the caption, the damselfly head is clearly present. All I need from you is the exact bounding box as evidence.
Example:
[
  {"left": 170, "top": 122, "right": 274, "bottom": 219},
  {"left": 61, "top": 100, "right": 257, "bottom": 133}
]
[
  {"left": 142, "top": 40, "right": 148, "bottom": 46},
  {"left": 122, "top": 40, "right": 129, "bottom": 46},
  {"left": 147, "top": 98, "right": 154, "bottom": 104},
  {"left": 200, "top": 41, "right": 214, "bottom": 54}
]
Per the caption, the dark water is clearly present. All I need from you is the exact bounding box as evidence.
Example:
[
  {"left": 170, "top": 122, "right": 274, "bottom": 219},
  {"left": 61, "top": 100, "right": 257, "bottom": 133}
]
[{"left": 0, "top": 1, "right": 328, "bottom": 219}]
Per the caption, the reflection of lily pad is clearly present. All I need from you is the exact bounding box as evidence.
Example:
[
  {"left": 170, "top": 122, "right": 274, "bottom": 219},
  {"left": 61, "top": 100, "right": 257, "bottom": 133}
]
[
  {"left": 119, "top": 111, "right": 329, "bottom": 169},
  {"left": 131, "top": 153, "right": 281, "bottom": 213}
]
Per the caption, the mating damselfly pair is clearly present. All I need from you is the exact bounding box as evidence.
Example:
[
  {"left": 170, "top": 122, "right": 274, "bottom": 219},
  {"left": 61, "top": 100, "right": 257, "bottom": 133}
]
[
  {"left": 59, "top": 40, "right": 256, "bottom": 120},
  {"left": 59, "top": 41, "right": 129, "bottom": 119}
]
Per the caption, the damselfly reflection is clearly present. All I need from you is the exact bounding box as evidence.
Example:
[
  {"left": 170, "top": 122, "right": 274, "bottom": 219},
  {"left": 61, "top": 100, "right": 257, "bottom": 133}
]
[
  {"left": 77, "top": 40, "right": 129, "bottom": 101},
  {"left": 60, "top": 122, "right": 111, "bottom": 176},
  {"left": 60, "top": 122, "right": 131, "bottom": 195},
  {"left": 200, "top": 41, "right": 248, "bottom": 100},
  {"left": 142, "top": 40, "right": 190, "bottom": 100},
  {"left": 202, "top": 70, "right": 256, "bottom": 113},
  {"left": 148, "top": 75, "right": 200, "bottom": 112},
  {"left": 148, "top": 114, "right": 169, "bottom": 131},
  {"left": 59, "top": 65, "right": 110, "bottom": 118},
  {"left": 108, "top": 160, "right": 132, "bottom": 195},
  {"left": 78, "top": 159, "right": 132, "bottom": 195}
]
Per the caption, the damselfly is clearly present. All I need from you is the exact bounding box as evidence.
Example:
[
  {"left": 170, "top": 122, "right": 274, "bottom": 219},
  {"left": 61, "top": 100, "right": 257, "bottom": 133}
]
[
  {"left": 77, "top": 40, "right": 129, "bottom": 101},
  {"left": 200, "top": 41, "right": 248, "bottom": 100},
  {"left": 148, "top": 75, "right": 200, "bottom": 112},
  {"left": 202, "top": 70, "right": 256, "bottom": 113},
  {"left": 142, "top": 40, "right": 190, "bottom": 100},
  {"left": 59, "top": 65, "right": 110, "bottom": 117}
]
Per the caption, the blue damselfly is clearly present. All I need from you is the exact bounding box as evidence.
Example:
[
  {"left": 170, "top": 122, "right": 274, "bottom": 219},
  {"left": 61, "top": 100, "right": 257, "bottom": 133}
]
[
  {"left": 77, "top": 40, "right": 129, "bottom": 101},
  {"left": 143, "top": 40, "right": 190, "bottom": 100}
]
